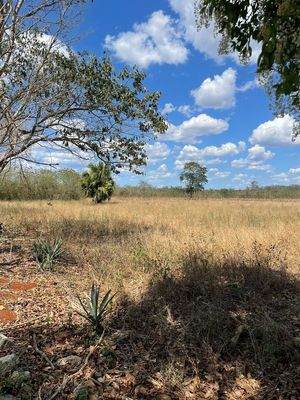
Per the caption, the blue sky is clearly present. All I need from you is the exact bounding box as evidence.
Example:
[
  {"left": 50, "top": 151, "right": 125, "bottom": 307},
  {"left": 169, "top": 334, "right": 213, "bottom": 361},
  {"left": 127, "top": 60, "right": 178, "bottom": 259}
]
[{"left": 40, "top": 0, "right": 300, "bottom": 188}]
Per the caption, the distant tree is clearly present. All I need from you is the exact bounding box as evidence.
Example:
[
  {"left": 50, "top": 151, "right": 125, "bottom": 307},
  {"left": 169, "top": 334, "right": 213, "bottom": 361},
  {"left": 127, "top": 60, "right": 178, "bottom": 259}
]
[
  {"left": 138, "top": 181, "right": 154, "bottom": 189},
  {"left": 180, "top": 162, "right": 208, "bottom": 198},
  {"left": 81, "top": 163, "right": 115, "bottom": 203},
  {"left": 249, "top": 180, "right": 259, "bottom": 190},
  {"left": 195, "top": 0, "right": 300, "bottom": 137}
]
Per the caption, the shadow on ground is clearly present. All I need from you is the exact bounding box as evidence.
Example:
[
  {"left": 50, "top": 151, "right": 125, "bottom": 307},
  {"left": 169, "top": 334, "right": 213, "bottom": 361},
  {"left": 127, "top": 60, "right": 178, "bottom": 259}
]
[
  {"left": 2, "top": 247, "right": 300, "bottom": 399},
  {"left": 106, "top": 249, "right": 300, "bottom": 399}
]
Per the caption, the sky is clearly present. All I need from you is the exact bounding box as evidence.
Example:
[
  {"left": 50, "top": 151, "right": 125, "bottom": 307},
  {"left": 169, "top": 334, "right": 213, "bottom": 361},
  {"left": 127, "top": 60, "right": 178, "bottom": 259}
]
[{"left": 37, "top": 0, "right": 300, "bottom": 189}]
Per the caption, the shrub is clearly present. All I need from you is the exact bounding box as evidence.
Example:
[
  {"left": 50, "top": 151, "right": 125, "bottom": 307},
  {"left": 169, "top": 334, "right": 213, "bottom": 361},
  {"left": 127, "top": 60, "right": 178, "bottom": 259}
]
[
  {"left": 74, "top": 283, "right": 115, "bottom": 334},
  {"left": 32, "top": 238, "right": 63, "bottom": 271}
]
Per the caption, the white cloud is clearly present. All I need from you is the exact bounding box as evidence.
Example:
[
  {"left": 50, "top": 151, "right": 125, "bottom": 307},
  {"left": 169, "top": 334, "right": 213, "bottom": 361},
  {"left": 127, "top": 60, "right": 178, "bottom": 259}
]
[
  {"left": 206, "top": 158, "right": 226, "bottom": 165},
  {"left": 161, "top": 103, "right": 176, "bottom": 115},
  {"left": 215, "top": 171, "right": 231, "bottom": 178},
  {"left": 247, "top": 144, "right": 274, "bottom": 161},
  {"left": 162, "top": 103, "right": 193, "bottom": 117},
  {"left": 289, "top": 167, "right": 300, "bottom": 174},
  {"left": 145, "top": 142, "right": 170, "bottom": 164},
  {"left": 272, "top": 173, "right": 289, "bottom": 182},
  {"left": 164, "top": 114, "right": 228, "bottom": 143},
  {"left": 191, "top": 68, "right": 236, "bottom": 109},
  {"left": 233, "top": 173, "right": 248, "bottom": 181},
  {"left": 178, "top": 105, "right": 193, "bottom": 117},
  {"left": 29, "top": 144, "right": 89, "bottom": 170},
  {"left": 237, "top": 79, "right": 258, "bottom": 92},
  {"left": 105, "top": 11, "right": 188, "bottom": 68},
  {"left": 147, "top": 163, "right": 173, "bottom": 180},
  {"left": 232, "top": 145, "right": 274, "bottom": 171},
  {"left": 249, "top": 115, "right": 298, "bottom": 146},
  {"left": 208, "top": 168, "right": 219, "bottom": 173},
  {"left": 175, "top": 141, "right": 245, "bottom": 169},
  {"left": 169, "top": 0, "right": 260, "bottom": 64},
  {"left": 196, "top": 141, "right": 246, "bottom": 157}
]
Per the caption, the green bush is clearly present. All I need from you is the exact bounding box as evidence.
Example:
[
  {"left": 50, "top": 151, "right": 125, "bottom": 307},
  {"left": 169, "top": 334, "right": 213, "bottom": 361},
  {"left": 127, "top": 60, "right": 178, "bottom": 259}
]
[
  {"left": 74, "top": 283, "right": 115, "bottom": 334},
  {"left": 32, "top": 238, "right": 63, "bottom": 271}
]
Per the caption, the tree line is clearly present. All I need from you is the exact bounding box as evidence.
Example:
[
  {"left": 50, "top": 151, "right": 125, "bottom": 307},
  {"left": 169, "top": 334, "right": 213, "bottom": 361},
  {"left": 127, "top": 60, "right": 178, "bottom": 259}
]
[{"left": 1, "top": 166, "right": 300, "bottom": 201}]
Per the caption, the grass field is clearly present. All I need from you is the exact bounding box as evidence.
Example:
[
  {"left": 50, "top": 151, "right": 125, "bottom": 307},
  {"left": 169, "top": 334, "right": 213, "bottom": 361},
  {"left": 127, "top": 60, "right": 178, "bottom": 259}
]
[{"left": 1, "top": 198, "right": 300, "bottom": 398}]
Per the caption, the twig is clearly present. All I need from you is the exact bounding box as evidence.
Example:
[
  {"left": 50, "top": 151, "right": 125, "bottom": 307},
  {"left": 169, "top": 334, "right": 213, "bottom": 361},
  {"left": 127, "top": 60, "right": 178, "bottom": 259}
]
[
  {"left": 33, "top": 333, "right": 55, "bottom": 369},
  {"left": 47, "top": 330, "right": 105, "bottom": 400}
]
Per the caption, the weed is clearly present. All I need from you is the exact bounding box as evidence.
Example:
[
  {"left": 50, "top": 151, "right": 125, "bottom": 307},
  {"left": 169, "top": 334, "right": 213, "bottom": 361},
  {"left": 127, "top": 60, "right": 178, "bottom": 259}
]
[
  {"left": 32, "top": 238, "right": 63, "bottom": 271},
  {"left": 74, "top": 283, "right": 115, "bottom": 334}
]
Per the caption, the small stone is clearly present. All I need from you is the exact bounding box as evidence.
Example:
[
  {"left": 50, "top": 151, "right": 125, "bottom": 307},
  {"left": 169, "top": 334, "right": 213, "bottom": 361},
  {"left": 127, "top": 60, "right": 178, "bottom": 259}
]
[
  {"left": 156, "top": 395, "right": 172, "bottom": 400},
  {"left": 0, "top": 353, "right": 18, "bottom": 374},
  {"left": 11, "top": 369, "right": 30, "bottom": 382},
  {"left": 57, "top": 355, "right": 82, "bottom": 369},
  {"left": 74, "top": 383, "right": 89, "bottom": 400},
  {"left": 0, "top": 333, "right": 11, "bottom": 350}
]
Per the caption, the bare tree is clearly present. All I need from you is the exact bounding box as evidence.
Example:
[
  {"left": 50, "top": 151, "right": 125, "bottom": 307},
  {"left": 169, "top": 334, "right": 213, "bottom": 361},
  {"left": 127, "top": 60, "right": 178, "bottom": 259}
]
[{"left": 0, "top": 0, "right": 167, "bottom": 174}]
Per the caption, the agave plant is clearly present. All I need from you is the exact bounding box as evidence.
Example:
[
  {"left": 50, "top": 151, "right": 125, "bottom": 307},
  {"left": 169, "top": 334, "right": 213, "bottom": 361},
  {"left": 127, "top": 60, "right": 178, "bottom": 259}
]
[
  {"left": 74, "top": 283, "right": 115, "bottom": 334},
  {"left": 32, "top": 238, "right": 63, "bottom": 271}
]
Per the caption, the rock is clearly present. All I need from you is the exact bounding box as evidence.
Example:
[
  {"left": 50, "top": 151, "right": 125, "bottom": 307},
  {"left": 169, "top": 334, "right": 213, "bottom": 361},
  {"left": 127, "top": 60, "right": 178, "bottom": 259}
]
[
  {"left": 0, "top": 334, "right": 10, "bottom": 350},
  {"left": 57, "top": 355, "right": 82, "bottom": 369},
  {"left": 73, "top": 383, "right": 89, "bottom": 400},
  {"left": 11, "top": 369, "right": 30, "bottom": 382},
  {"left": 156, "top": 395, "right": 172, "bottom": 400},
  {"left": 0, "top": 395, "right": 18, "bottom": 400},
  {"left": 0, "top": 353, "right": 18, "bottom": 374}
]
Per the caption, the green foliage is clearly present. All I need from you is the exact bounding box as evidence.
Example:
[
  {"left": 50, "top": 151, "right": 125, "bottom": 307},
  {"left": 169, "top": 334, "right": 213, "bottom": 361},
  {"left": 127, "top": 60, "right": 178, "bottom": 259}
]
[
  {"left": 116, "top": 184, "right": 300, "bottom": 199},
  {"left": 249, "top": 180, "right": 259, "bottom": 190},
  {"left": 81, "top": 162, "right": 115, "bottom": 203},
  {"left": 180, "top": 162, "right": 208, "bottom": 197},
  {"left": 0, "top": 168, "right": 82, "bottom": 200},
  {"left": 32, "top": 238, "right": 63, "bottom": 271},
  {"left": 74, "top": 283, "right": 115, "bottom": 334},
  {"left": 195, "top": 0, "right": 300, "bottom": 135}
]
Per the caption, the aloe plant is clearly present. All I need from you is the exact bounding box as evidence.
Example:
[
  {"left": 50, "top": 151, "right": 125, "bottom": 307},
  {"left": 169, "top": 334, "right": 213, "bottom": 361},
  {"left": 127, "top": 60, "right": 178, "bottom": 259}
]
[
  {"left": 32, "top": 238, "right": 63, "bottom": 271},
  {"left": 75, "top": 283, "right": 115, "bottom": 334}
]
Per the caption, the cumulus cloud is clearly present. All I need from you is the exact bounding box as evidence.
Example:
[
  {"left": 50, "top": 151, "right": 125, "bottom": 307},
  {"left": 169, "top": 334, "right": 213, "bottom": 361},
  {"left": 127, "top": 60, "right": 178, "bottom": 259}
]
[
  {"left": 169, "top": 0, "right": 260, "bottom": 64},
  {"left": 146, "top": 163, "right": 173, "bottom": 180},
  {"left": 145, "top": 142, "right": 170, "bottom": 164},
  {"left": 175, "top": 141, "right": 244, "bottom": 169},
  {"left": 237, "top": 79, "right": 258, "bottom": 92},
  {"left": 164, "top": 114, "right": 228, "bottom": 143},
  {"left": 289, "top": 167, "right": 300, "bottom": 174},
  {"left": 196, "top": 141, "right": 246, "bottom": 157},
  {"left": 29, "top": 144, "right": 89, "bottom": 170},
  {"left": 105, "top": 11, "right": 188, "bottom": 68},
  {"left": 161, "top": 103, "right": 176, "bottom": 115},
  {"left": 177, "top": 105, "right": 193, "bottom": 117},
  {"left": 272, "top": 173, "right": 289, "bottom": 182},
  {"left": 214, "top": 171, "right": 231, "bottom": 178},
  {"left": 232, "top": 145, "right": 274, "bottom": 171},
  {"left": 161, "top": 103, "right": 193, "bottom": 117},
  {"left": 233, "top": 173, "right": 248, "bottom": 181},
  {"left": 191, "top": 68, "right": 236, "bottom": 109},
  {"left": 249, "top": 115, "right": 298, "bottom": 146}
]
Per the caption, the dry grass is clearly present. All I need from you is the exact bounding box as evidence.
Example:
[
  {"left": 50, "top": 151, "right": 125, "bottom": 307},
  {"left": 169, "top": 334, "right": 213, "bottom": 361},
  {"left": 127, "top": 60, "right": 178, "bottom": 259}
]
[
  {"left": 1, "top": 197, "right": 299, "bottom": 287},
  {"left": 1, "top": 197, "right": 300, "bottom": 398}
]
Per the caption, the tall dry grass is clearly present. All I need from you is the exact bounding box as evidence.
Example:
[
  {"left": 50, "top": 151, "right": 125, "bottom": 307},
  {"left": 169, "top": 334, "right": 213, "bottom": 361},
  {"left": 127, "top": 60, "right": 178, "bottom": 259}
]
[{"left": 1, "top": 197, "right": 299, "bottom": 294}]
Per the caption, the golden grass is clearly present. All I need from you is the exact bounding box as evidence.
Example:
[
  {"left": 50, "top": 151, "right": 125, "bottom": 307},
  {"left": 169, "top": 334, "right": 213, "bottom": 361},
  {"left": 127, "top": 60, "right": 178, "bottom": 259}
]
[{"left": 1, "top": 197, "right": 299, "bottom": 294}]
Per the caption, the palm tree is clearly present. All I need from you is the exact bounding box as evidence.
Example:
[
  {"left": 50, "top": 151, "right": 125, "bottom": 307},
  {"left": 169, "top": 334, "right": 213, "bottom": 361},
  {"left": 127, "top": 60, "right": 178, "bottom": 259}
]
[{"left": 81, "top": 162, "right": 115, "bottom": 203}]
